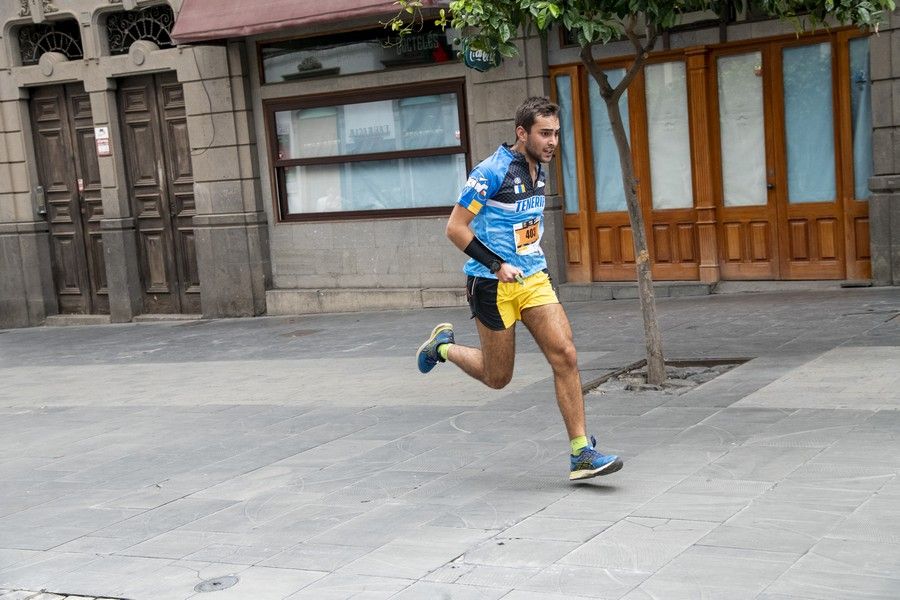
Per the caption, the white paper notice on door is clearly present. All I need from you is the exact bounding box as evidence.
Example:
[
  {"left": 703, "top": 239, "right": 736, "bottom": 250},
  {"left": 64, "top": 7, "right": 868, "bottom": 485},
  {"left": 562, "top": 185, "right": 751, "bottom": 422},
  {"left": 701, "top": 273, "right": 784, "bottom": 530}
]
[{"left": 95, "top": 126, "right": 111, "bottom": 157}]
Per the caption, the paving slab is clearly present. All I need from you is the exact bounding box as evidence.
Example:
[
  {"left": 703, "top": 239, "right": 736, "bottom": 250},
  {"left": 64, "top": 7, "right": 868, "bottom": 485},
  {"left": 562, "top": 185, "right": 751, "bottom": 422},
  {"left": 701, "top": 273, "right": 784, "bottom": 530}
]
[
  {"left": 0, "top": 288, "right": 898, "bottom": 599},
  {"left": 734, "top": 346, "right": 900, "bottom": 410}
]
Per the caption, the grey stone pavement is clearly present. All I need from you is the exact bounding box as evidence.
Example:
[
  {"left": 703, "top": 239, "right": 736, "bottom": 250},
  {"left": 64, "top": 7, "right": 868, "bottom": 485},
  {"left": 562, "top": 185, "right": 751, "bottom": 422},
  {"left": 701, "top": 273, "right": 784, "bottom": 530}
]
[{"left": 1, "top": 287, "right": 899, "bottom": 600}]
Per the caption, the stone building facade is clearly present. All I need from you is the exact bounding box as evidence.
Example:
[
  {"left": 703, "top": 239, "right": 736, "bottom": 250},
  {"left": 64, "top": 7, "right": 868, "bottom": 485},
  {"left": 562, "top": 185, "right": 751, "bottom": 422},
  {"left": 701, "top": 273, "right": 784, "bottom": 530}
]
[
  {"left": 0, "top": 0, "right": 268, "bottom": 328},
  {"left": 2, "top": 1, "right": 898, "bottom": 329}
]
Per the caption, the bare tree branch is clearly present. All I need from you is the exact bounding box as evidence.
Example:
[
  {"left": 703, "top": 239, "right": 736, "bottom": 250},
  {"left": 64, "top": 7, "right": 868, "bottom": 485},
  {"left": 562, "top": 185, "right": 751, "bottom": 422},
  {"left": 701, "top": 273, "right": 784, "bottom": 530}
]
[
  {"left": 612, "top": 18, "right": 659, "bottom": 102},
  {"left": 624, "top": 15, "right": 642, "bottom": 56},
  {"left": 613, "top": 17, "right": 656, "bottom": 102},
  {"left": 643, "top": 22, "right": 659, "bottom": 55},
  {"left": 580, "top": 43, "right": 614, "bottom": 99}
]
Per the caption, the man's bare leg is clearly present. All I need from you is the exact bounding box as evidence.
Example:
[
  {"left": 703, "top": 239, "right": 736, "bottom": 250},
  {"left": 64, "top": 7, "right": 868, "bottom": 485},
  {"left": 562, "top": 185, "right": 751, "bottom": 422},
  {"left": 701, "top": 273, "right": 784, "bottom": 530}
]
[
  {"left": 520, "top": 303, "right": 585, "bottom": 440},
  {"left": 521, "top": 302, "right": 622, "bottom": 479},
  {"left": 446, "top": 320, "right": 516, "bottom": 390}
]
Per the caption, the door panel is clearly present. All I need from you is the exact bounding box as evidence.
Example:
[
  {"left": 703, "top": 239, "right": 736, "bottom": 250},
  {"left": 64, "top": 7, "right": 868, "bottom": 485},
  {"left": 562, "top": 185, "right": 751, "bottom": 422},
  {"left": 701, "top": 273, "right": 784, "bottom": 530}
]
[
  {"left": 586, "top": 67, "right": 641, "bottom": 280},
  {"left": 121, "top": 79, "right": 178, "bottom": 313},
  {"left": 30, "top": 84, "right": 108, "bottom": 314},
  {"left": 641, "top": 60, "right": 699, "bottom": 280},
  {"left": 158, "top": 76, "right": 201, "bottom": 305},
  {"left": 552, "top": 71, "right": 593, "bottom": 281},
  {"left": 712, "top": 49, "right": 780, "bottom": 279},
  {"left": 774, "top": 40, "right": 844, "bottom": 279},
  {"left": 69, "top": 88, "right": 109, "bottom": 311},
  {"left": 119, "top": 72, "right": 200, "bottom": 313},
  {"left": 840, "top": 32, "right": 873, "bottom": 279}
]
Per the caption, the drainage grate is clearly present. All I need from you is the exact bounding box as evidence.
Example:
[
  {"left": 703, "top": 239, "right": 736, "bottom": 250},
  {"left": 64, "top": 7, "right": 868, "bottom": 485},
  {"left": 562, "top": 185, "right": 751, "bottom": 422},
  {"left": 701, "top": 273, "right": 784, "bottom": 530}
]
[
  {"left": 195, "top": 576, "right": 239, "bottom": 593},
  {"left": 583, "top": 357, "right": 749, "bottom": 394}
]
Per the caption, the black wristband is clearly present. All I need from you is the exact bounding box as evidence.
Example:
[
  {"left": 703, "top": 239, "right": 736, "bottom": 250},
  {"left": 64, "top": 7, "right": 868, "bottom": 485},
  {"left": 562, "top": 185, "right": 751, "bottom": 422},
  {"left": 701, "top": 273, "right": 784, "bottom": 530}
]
[{"left": 464, "top": 237, "right": 504, "bottom": 272}]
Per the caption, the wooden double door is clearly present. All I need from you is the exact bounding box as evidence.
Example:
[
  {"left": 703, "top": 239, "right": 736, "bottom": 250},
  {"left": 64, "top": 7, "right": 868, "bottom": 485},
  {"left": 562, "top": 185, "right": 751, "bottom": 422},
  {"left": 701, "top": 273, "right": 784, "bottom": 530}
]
[
  {"left": 30, "top": 84, "right": 108, "bottom": 314},
  {"left": 119, "top": 72, "right": 201, "bottom": 313},
  {"left": 554, "top": 31, "right": 871, "bottom": 282},
  {"left": 711, "top": 33, "right": 870, "bottom": 280}
]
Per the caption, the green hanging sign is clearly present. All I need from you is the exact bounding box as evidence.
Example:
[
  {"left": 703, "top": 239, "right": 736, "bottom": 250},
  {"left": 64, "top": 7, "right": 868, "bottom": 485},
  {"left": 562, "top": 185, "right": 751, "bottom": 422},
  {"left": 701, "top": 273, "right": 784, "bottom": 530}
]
[{"left": 463, "top": 43, "right": 501, "bottom": 72}]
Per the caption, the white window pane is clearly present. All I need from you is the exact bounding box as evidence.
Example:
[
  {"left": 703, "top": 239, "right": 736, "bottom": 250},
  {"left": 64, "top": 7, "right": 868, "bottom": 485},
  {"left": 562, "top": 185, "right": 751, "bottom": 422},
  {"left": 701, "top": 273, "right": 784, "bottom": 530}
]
[
  {"left": 850, "top": 37, "right": 873, "bottom": 201},
  {"left": 589, "top": 69, "right": 629, "bottom": 212},
  {"left": 783, "top": 43, "right": 836, "bottom": 204},
  {"left": 555, "top": 75, "right": 580, "bottom": 213},
  {"left": 717, "top": 52, "right": 768, "bottom": 207},
  {"left": 645, "top": 61, "right": 693, "bottom": 210},
  {"left": 276, "top": 93, "right": 461, "bottom": 159},
  {"left": 284, "top": 154, "right": 466, "bottom": 214}
]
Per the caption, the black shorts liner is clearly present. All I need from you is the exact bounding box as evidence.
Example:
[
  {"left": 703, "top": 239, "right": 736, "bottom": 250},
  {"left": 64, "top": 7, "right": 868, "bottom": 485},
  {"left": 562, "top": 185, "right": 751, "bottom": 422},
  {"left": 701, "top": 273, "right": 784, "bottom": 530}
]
[{"left": 466, "top": 269, "right": 552, "bottom": 331}]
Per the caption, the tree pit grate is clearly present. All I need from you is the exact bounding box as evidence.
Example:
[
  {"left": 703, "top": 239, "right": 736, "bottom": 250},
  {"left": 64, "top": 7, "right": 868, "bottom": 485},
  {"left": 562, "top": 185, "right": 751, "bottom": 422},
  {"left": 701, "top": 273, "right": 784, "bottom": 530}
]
[{"left": 584, "top": 358, "right": 749, "bottom": 395}]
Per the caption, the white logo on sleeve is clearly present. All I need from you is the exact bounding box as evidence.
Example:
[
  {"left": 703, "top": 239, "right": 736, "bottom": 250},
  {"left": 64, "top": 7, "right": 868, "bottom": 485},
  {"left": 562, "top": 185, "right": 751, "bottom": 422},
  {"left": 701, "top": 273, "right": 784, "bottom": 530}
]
[{"left": 466, "top": 177, "right": 490, "bottom": 197}]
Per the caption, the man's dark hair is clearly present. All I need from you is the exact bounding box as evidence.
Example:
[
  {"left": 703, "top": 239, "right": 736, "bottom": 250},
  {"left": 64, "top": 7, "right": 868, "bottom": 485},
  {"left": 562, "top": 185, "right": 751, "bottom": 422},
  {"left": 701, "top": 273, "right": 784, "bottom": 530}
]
[{"left": 515, "top": 97, "right": 559, "bottom": 132}]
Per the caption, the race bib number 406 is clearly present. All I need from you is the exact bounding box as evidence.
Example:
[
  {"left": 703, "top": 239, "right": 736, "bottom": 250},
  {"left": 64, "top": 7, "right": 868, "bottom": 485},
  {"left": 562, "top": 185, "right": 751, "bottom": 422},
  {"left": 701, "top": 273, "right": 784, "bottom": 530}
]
[{"left": 513, "top": 218, "right": 540, "bottom": 255}]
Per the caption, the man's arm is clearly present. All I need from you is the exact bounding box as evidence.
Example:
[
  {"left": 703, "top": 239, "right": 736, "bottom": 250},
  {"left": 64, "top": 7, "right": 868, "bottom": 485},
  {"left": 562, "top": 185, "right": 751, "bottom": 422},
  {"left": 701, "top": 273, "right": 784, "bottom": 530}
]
[
  {"left": 446, "top": 205, "right": 522, "bottom": 283},
  {"left": 446, "top": 204, "right": 476, "bottom": 251}
]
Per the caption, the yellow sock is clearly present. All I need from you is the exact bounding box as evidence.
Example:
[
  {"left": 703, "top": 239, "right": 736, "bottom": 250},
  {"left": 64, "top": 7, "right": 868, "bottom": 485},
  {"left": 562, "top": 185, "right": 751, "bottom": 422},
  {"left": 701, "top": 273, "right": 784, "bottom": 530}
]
[
  {"left": 570, "top": 435, "right": 588, "bottom": 456},
  {"left": 437, "top": 343, "right": 451, "bottom": 361}
]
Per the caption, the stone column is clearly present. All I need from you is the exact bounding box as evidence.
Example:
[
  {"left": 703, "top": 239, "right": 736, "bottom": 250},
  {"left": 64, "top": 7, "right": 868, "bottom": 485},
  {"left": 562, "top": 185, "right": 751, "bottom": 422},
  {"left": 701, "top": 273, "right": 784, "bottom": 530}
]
[
  {"left": 179, "top": 42, "right": 270, "bottom": 317},
  {"left": 83, "top": 75, "right": 144, "bottom": 322},
  {"left": 0, "top": 76, "right": 56, "bottom": 328},
  {"left": 869, "top": 8, "right": 900, "bottom": 285}
]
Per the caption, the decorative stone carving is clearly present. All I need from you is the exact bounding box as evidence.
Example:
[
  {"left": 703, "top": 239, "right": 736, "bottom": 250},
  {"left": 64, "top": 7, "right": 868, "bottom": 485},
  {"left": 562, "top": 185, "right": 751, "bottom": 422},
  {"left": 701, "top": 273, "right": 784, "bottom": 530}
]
[
  {"left": 18, "top": 21, "right": 83, "bottom": 65},
  {"left": 19, "top": 0, "right": 59, "bottom": 20},
  {"left": 107, "top": 5, "right": 174, "bottom": 55},
  {"left": 129, "top": 40, "right": 158, "bottom": 65},
  {"left": 38, "top": 51, "right": 68, "bottom": 76}
]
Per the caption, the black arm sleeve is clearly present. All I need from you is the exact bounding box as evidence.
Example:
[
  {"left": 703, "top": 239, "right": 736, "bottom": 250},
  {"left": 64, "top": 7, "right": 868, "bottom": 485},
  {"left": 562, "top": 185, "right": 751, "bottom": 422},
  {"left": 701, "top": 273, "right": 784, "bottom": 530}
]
[{"left": 464, "top": 237, "right": 504, "bottom": 270}]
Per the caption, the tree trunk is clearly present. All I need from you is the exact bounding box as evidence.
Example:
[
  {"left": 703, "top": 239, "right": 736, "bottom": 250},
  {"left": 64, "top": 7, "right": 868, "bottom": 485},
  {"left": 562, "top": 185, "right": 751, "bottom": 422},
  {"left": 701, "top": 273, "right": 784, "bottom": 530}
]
[{"left": 602, "top": 95, "right": 666, "bottom": 384}]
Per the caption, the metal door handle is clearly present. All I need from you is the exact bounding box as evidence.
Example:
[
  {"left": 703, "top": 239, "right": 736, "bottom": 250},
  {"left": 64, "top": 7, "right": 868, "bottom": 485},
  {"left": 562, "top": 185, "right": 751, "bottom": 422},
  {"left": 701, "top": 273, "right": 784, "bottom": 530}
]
[{"left": 767, "top": 183, "right": 775, "bottom": 190}]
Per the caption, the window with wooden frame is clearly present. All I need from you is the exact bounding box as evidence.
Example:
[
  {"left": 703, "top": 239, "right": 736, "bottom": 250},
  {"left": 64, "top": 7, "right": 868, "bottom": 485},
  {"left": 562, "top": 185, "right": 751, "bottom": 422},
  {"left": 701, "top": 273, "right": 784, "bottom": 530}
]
[{"left": 265, "top": 80, "right": 469, "bottom": 221}]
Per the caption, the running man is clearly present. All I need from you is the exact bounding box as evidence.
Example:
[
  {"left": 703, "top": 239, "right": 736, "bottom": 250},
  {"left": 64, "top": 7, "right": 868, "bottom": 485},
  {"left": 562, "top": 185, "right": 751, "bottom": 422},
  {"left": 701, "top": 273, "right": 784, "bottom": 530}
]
[{"left": 416, "top": 97, "right": 623, "bottom": 481}]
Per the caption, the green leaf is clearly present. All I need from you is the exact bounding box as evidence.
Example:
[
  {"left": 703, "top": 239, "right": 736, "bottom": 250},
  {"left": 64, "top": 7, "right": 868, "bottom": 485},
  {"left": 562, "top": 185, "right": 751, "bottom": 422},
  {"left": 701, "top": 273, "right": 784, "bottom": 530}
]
[{"left": 498, "top": 40, "right": 519, "bottom": 57}]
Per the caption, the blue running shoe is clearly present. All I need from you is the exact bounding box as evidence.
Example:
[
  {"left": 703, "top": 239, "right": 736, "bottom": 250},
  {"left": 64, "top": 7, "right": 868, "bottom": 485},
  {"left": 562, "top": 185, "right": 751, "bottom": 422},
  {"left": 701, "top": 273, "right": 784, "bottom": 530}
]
[
  {"left": 570, "top": 436, "right": 623, "bottom": 481},
  {"left": 416, "top": 323, "right": 454, "bottom": 374}
]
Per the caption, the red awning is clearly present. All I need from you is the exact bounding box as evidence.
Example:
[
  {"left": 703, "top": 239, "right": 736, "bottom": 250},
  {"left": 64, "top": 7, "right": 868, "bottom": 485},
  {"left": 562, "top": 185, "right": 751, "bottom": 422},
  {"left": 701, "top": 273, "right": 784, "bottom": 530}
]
[{"left": 171, "top": 0, "right": 445, "bottom": 44}]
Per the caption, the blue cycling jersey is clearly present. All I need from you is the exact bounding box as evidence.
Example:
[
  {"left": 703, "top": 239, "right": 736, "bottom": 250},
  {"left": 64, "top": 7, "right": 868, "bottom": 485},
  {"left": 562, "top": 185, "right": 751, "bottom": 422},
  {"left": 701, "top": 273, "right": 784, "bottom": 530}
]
[{"left": 457, "top": 144, "right": 548, "bottom": 279}]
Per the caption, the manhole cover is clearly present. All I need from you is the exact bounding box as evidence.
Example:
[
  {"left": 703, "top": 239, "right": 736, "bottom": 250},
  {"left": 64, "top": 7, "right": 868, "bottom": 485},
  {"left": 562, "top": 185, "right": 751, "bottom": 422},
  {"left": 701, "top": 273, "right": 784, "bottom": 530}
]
[{"left": 194, "top": 576, "right": 239, "bottom": 593}]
